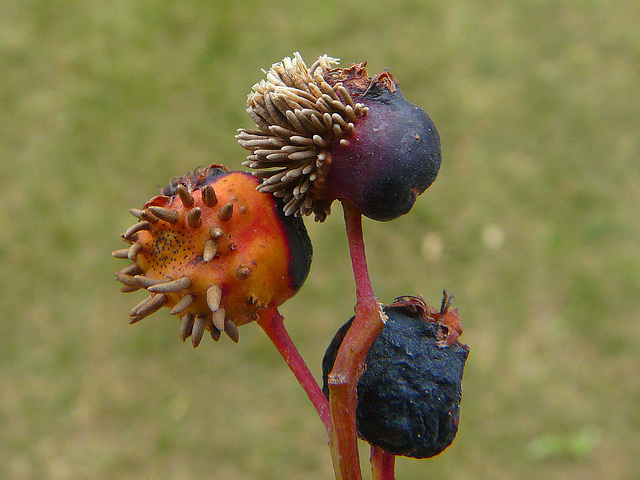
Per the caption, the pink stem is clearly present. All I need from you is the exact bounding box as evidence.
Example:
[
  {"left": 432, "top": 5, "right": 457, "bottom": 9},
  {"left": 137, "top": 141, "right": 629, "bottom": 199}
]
[
  {"left": 371, "top": 446, "right": 396, "bottom": 480},
  {"left": 257, "top": 305, "right": 331, "bottom": 436},
  {"left": 327, "top": 201, "right": 387, "bottom": 480},
  {"left": 343, "top": 203, "right": 375, "bottom": 301}
]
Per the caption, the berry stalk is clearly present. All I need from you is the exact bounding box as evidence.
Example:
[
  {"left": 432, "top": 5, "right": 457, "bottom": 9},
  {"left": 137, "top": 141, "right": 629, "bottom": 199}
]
[
  {"left": 257, "top": 304, "right": 331, "bottom": 435},
  {"left": 371, "top": 446, "right": 396, "bottom": 480},
  {"left": 327, "top": 201, "right": 386, "bottom": 480}
]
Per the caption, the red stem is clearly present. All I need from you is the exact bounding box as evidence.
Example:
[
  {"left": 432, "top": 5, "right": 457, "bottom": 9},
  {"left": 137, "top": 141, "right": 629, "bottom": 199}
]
[
  {"left": 371, "top": 446, "right": 396, "bottom": 480},
  {"left": 257, "top": 305, "right": 331, "bottom": 436},
  {"left": 327, "top": 201, "right": 387, "bottom": 480},
  {"left": 343, "top": 203, "right": 374, "bottom": 301}
]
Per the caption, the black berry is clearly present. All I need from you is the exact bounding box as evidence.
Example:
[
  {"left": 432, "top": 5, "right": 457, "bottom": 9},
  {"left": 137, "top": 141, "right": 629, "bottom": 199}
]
[{"left": 322, "top": 297, "right": 468, "bottom": 458}]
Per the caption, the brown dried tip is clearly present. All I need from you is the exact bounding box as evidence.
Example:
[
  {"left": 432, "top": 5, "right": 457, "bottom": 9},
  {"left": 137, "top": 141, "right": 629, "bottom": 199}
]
[{"left": 389, "top": 292, "right": 463, "bottom": 347}]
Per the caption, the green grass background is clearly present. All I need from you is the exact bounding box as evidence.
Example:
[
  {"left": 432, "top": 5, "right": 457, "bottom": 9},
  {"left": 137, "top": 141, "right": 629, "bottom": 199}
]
[{"left": 1, "top": 0, "right": 639, "bottom": 478}]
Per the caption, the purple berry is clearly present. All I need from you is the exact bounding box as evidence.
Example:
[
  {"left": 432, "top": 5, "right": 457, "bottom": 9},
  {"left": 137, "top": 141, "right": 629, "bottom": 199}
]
[
  {"left": 321, "top": 68, "right": 441, "bottom": 221},
  {"left": 237, "top": 53, "right": 441, "bottom": 222}
]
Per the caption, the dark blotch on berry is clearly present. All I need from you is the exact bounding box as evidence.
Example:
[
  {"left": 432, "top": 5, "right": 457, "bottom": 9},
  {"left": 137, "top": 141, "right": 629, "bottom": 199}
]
[
  {"left": 273, "top": 197, "right": 313, "bottom": 292},
  {"left": 322, "top": 303, "right": 468, "bottom": 458},
  {"left": 161, "top": 165, "right": 229, "bottom": 197}
]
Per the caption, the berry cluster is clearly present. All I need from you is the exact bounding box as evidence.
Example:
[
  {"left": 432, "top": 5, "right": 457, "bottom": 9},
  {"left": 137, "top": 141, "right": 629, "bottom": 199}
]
[{"left": 113, "top": 53, "right": 467, "bottom": 478}]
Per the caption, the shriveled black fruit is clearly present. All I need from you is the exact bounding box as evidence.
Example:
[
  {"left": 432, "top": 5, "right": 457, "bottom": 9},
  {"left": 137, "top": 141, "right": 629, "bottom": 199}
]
[
  {"left": 237, "top": 53, "right": 441, "bottom": 222},
  {"left": 322, "top": 295, "right": 468, "bottom": 458}
]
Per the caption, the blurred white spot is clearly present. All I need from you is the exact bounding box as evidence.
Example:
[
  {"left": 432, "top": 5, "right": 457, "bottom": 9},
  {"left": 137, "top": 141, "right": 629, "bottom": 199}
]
[
  {"left": 169, "top": 394, "right": 189, "bottom": 421},
  {"left": 482, "top": 224, "right": 504, "bottom": 250},
  {"left": 421, "top": 232, "right": 443, "bottom": 261}
]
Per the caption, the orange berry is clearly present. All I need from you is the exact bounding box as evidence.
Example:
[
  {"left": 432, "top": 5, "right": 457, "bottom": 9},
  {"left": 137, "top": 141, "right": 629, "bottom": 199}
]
[{"left": 114, "top": 164, "right": 312, "bottom": 347}]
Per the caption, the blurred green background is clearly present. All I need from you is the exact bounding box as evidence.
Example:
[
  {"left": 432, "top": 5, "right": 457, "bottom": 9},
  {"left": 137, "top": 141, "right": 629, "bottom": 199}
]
[{"left": 2, "top": 0, "right": 639, "bottom": 478}]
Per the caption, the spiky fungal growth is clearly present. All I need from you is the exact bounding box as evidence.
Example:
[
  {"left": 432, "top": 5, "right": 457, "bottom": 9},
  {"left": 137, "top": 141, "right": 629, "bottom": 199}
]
[
  {"left": 237, "top": 52, "right": 441, "bottom": 222},
  {"left": 113, "top": 164, "right": 312, "bottom": 347}
]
